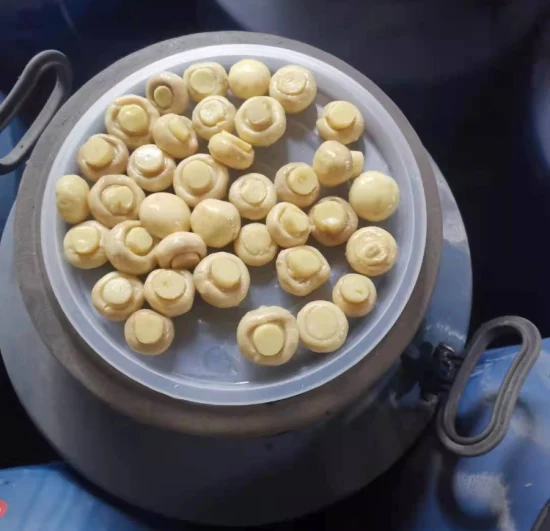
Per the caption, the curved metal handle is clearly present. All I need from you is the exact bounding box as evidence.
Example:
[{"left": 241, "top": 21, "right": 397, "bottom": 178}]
[
  {"left": 436, "top": 316, "right": 541, "bottom": 456},
  {"left": 0, "top": 50, "right": 72, "bottom": 174}
]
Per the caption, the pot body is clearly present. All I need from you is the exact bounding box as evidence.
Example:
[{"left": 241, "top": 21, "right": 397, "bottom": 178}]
[
  {"left": 0, "top": 160, "right": 471, "bottom": 525},
  {"left": 1, "top": 32, "right": 466, "bottom": 525}
]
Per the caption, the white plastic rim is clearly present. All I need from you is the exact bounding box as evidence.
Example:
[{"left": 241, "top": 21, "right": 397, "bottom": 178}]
[{"left": 41, "top": 44, "right": 427, "bottom": 405}]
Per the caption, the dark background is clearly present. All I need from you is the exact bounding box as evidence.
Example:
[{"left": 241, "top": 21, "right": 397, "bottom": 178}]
[{"left": 2, "top": 0, "right": 548, "bottom": 337}]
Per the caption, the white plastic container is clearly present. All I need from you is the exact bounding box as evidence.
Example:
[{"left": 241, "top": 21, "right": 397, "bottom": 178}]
[{"left": 40, "top": 44, "right": 427, "bottom": 405}]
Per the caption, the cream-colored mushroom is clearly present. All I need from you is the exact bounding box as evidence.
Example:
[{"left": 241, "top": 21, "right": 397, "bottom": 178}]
[
  {"left": 269, "top": 65, "right": 317, "bottom": 114},
  {"left": 234, "top": 223, "right": 277, "bottom": 267},
  {"left": 266, "top": 202, "right": 311, "bottom": 248},
  {"left": 183, "top": 62, "right": 228, "bottom": 102},
  {"left": 349, "top": 171, "right": 400, "bottom": 222},
  {"left": 88, "top": 174, "right": 145, "bottom": 228},
  {"left": 346, "top": 226, "right": 398, "bottom": 276},
  {"left": 104, "top": 220, "right": 158, "bottom": 275},
  {"left": 144, "top": 269, "right": 195, "bottom": 317},
  {"left": 146, "top": 71, "right": 189, "bottom": 115},
  {"left": 152, "top": 114, "right": 198, "bottom": 159},
  {"left": 228, "top": 59, "right": 271, "bottom": 99},
  {"left": 173, "top": 154, "right": 229, "bottom": 207},
  {"left": 312, "top": 141, "right": 364, "bottom": 187},
  {"left": 127, "top": 144, "right": 176, "bottom": 192},
  {"left": 138, "top": 193, "right": 191, "bottom": 239},
  {"left": 274, "top": 162, "right": 320, "bottom": 208},
  {"left": 237, "top": 306, "right": 299, "bottom": 366},
  {"left": 192, "top": 95, "right": 236, "bottom": 140},
  {"left": 332, "top": 273, "right": 377, "bottom": 318},
  {"left": 124, "top": 309, "right": 174, "bottom": 355},
  {"left": 105, "top": 95, "right": 159, "bottom": 150},
  {"left": 193, "top": 252, "right": 250, "bottom": 308},
  {"left": 77, "top": 134, "right": 129, "bottom": 182},
  {"left": 297, "top": 301, "right": 348, "bottom": 353},
  {"left": 91, "top": 271, "right": 144, "bottom": 321},
  {"left": 208, "top": 131, "right": 255, "bottom": 170},
  {"left": 63, "top": 220, "right": 109, "bottom": 269},
  {"left": 276, "top": 245, "right": 331, "bottom": 296},
  {"left": 228, "top": 173, "right": 277, "bottom": 220},
  {"left": 316, "top": 101, "right": 365, "bottom": 144},
  {"left": 155, "top": 232, "right": 207, "bottom": 270},
  {"left": 309, "top": 196, "right": 358, "bottom": 247},
  {"left": 190, "top": 199, "right": 241, "bottom": 248},
  {"left": 234, "top": 96, "right": 286, "bottom": 147},
  {"left": 56, "top": 174, "right": 90, "bottom": 224}
]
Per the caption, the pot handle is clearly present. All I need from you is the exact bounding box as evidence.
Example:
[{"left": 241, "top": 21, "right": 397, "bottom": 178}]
[
  {"left": 436, "top": 316, "right": 541, "bottom": 456},
  {"left": 0, "top": 50, "right": 72, "bottom": 175}
]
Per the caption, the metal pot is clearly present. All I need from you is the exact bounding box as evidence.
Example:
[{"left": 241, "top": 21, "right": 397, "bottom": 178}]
[{"left": 0, "top": 32, "right": 540, "bottom": 525}]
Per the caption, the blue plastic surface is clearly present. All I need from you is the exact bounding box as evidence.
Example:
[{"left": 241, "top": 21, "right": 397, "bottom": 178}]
[
  {"left": 0, "top": 93, "right": 24, "bottom": 234},
  {"left": 0, "top": 464, "right": 156, "bottom": 530},
  {"left": 392, "top": 338, "right": 550, "bottom": 531},
  {"left": 2, "top": 339, "right": 542, "bottom": 531}
]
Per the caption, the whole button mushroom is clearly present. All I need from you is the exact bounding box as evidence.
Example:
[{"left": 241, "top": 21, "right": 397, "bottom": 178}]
[
  {"left": 349, "top": 171, "right": 400, "bottom": 222},
  {"left": 228, "top": 173, "right": 277, "bottom": 220},
  {"left": 56, "top": 174, "right": 90, "bottom": 224},
  {"left": 297, "top": 301, "right": 349, "bottom": 353},
  {"left": 105, "top": 95, "right": 159, "bottom": 150},
  {"left": 269, "top": 65, "right": 317, "bottom": 114},
  {"left": 276, "top": 245, "right": 331, "bottom": 296},
  {"left": 190, "top": 199, "right": 241, "bottom": 248},
  {"left": 208, "top": 131, "right": 255, "bottom": 170},
  {"left": 332, "top": 273, "right": 377, "bottom": 318},
  {"left": 91, "top": 272, "right": 144, "bottom": 321},
  {"left": 234, "top": 96, "right": 286, "bottom": 147},
  {"left": 138, "top": 193, "right": 191, "bottom": 239},
  {"left": 309, "top": 196, "right": 358, "bottom": 247},
  {"left": 146, "top": 71, "right": 189, "bottom": 115},
  {"left": 155, "top": 232, "right": 207, "bottom": 270},
  {"left": 346, "top": 227, "right": 398, "bottom": 276},
  {"left": 127, "top": 144, "right": 176, "bottom": 192},
  {"left": 183, "top": 62, "right": 228, "bottom": 102},
  {"left": 63, "top": 220, "right": 109, "bottom": 269},
  {"left": 104, "top": 220, "right": 158, "bottom": 275},
  {"left": 77, "top": 134, "right": 129, "bottom": 182},
  {"left": 174, "top": 154, "right": 229, "bottom": 207},
  {"left": 274, "top": 162, "right": 320, "bottom": 208},
  {"left": 316, "top": 101, "right": 365, "bottom": 144},
  {"left": 312, "top": 141, "right": 364, "bottom": 187},
  {"left": 228, "top": 59, "right": 271, "bottom": 99},
  {"left": 234, "top": 223, "right": 278, "bottom": 267},
  {"left": 192, "top": 95, "right": 236, "bottom": 140},
  {"left": 152, "top": 114, "right": 198, "bottom": 159},
  {"left": 266, "top": 202, "right": 311, "bottom": 248},
  {"left": 88, "top": 174, "right": 145, "bottom": 228},
  {"left": 237, "top": 306, "right": 299, "bottom": 366},
  {"left": 144, "top": 269, "right": 195, "bottom": 317},
  {"left": 193, "top": 252, "right": 250, "bottom": 308},
  {"left": 125, "top": 309, "right": 175, "bottom": 355}
]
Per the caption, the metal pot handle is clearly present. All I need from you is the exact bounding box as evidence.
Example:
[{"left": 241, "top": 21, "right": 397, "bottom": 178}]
[
  {"left": 0, "top": 50, "right": 72, "bottom": 175},
  {"left": 436, "top": 316, "right": 541, "bottom": 456}
]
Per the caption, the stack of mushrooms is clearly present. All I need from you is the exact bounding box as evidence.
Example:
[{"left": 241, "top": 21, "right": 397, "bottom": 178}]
[{"left": 56, "top": 59, "right": 400, "bottom": 366}]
